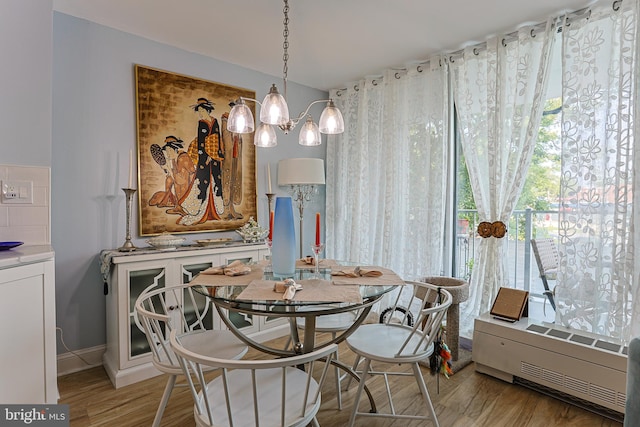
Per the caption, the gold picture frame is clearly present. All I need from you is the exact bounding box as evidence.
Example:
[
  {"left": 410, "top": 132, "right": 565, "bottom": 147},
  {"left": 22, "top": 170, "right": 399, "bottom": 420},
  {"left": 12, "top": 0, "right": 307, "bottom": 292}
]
[{"left": 135, "top": 65, "right": 257, "bottom": 236}]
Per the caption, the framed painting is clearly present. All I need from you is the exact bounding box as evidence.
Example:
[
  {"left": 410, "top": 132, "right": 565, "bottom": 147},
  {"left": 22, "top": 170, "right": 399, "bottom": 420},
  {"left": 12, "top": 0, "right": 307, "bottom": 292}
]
[{"left": 135, "top": 65, "right": 257, "bottom": 236}]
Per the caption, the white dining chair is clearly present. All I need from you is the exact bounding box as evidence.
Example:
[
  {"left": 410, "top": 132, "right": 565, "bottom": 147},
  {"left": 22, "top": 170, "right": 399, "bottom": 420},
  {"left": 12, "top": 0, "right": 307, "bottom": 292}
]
[
  {"left": 170, "top": 329, "right": 337, "bottom": 427},
  {"left": 135, "top": 284, "right": 248, "bottom": 427},
  {"left": 345, "top": 281, "right": 452, "bottom": 427}
]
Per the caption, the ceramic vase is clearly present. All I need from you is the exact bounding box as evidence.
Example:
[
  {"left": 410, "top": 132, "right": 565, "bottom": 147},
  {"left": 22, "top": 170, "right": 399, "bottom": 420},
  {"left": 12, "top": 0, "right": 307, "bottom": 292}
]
[{"left": 271, "top": 196, "right": 296, "bottom": 277}]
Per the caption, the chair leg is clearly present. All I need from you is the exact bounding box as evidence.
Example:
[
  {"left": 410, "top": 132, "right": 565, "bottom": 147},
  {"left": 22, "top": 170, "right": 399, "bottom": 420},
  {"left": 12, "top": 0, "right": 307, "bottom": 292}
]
[
  {"left": 541, "top": 277, "right": 556, "bottom": 310},
  {"left": 347, "top": 358, "right": 371, "bottom": 427},
  {"left": 153, "top": 374, "right": 177, "bottom": 427},
  {"left": 334, "top": 363, "right": 343, "bottom": 410},
  {"left": 411, "top": 363, "right": 439, "bottom": 427},
  {"left": 331, "top": 332, "right": 343, "bottom": 410}
]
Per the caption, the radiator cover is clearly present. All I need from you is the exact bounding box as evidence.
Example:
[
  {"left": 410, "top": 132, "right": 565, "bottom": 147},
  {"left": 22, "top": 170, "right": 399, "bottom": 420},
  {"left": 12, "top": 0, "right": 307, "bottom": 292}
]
[{"left": 473, "top": 313, "right": 627, "bottom": 416}]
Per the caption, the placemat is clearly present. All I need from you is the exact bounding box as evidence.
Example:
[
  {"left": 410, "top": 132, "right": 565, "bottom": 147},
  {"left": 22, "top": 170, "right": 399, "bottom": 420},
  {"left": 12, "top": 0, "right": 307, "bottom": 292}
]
[
  {"left": 295, "top": 258, "right": 340, "bottom": 270},
  {"left": 237, "top": 278, "right": 362, "bottom": 303},
  {"left": 331, "top": 266, "right": 404, "bottom": 286},
  {"left": 189, "top": 264, "right": 264, "bottom": 286}
]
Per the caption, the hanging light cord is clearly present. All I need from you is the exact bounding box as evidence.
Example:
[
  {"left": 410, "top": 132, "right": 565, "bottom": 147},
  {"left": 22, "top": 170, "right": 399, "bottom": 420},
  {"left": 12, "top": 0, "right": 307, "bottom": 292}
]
[{"left": 282, "top": 0, "right": 289, "bottom": 100}]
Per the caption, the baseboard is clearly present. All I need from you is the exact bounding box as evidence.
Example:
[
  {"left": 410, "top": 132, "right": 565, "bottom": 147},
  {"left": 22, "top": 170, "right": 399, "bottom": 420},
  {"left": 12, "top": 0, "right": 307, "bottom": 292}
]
[{"left": 57, "top": 344, "right": 105, "bottom": 376}]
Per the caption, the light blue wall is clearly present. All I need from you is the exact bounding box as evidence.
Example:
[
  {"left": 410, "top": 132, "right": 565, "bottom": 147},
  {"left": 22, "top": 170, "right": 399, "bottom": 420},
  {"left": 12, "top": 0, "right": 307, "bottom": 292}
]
[
  {"left": 52, "top": 12, "right": 327, "bottom": 351},
  {"left": 1, "top": 0, "right": 52, "bottom": 166}
]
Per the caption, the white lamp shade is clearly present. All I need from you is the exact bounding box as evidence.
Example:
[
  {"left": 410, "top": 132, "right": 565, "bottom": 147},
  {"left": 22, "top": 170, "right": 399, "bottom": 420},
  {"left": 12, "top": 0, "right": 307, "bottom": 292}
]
[
  {"left": 227, "top": 101, "right": 255, "bottom": 133},
  {"left": 319, "top": 100, "right": 345, "bottom": 134},
  {"left": 298, "top": 116, "right": 321, "bottom": 146},
  {"left": 278, "top": 158, "right": 325, "bottom": 185},
  {"left": 254, "top": 123, "right": 277, "bottom": 147},
  {"left": 260, "top": 84, "right": 290, "bottom": 126}
]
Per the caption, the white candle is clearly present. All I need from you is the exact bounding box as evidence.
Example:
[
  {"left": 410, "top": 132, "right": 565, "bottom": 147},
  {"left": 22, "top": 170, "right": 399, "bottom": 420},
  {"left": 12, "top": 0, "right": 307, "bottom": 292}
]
[
  {"left": 128, "top": 149, "right": 133, "bottom": 188},
  {"left": 267, "top": 163, "right": 272, "bottom": 193}
]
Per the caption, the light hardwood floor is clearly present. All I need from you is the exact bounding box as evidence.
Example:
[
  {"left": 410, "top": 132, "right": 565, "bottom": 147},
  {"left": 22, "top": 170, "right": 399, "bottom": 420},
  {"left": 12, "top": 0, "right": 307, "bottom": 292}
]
[{"left": 58, "top": 336, "right": 623, "bottom": 427}]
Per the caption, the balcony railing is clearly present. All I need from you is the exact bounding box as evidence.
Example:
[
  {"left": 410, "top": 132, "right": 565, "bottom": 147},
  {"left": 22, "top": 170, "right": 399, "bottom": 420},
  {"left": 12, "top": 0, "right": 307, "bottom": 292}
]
[{"left": 455, "top": 208, "right": 558, "bottom": 300}]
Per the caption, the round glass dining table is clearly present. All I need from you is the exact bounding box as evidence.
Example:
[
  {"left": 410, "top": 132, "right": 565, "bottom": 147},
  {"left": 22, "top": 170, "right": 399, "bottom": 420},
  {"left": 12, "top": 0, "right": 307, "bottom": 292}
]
[{"left": 191, "top": 264, "right": 398, "bottom": 357}]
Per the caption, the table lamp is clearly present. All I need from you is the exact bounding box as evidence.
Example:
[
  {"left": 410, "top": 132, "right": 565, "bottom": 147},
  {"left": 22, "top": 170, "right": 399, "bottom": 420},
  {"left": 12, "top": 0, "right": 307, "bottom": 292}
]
[{"left": 277, "top": 158, "right": 325, "bottom": 257}]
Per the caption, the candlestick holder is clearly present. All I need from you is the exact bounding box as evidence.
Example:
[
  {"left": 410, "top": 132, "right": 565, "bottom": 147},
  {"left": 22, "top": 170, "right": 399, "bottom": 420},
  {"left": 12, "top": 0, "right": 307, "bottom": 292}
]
[
  {"left": 119, "top": 188, "right": 137, "bottom": 252},
  {"left": 311, "top": 243, "right": 324, "bottom": 278},
  {"left": 266, "top": 193, "right": 275, "bottom": 213}
]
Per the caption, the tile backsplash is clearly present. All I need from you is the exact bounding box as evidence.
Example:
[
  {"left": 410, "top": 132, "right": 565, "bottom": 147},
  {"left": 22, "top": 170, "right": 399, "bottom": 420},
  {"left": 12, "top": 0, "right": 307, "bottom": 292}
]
[{"left": 0, "top": 164, "right": 50, "bottom": 244}]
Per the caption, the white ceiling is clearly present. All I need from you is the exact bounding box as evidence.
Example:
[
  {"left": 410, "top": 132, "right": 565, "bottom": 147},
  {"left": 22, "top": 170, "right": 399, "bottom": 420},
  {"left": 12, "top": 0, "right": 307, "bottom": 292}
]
[{"left": 52, "top": 0, "right": 596, "bottom": 91}]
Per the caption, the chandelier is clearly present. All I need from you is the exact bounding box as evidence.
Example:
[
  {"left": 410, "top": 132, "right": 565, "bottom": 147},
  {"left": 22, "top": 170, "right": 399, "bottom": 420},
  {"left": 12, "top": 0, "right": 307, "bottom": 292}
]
[{"left": 226, "top": 0, "right": 344, "bottom": 147}]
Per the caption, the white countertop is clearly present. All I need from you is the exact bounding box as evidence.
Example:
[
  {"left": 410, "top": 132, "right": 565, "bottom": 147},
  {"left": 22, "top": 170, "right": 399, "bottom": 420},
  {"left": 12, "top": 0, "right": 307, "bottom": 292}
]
[{"left": 0, "top": 244, "right": 55, "bottom": 269}]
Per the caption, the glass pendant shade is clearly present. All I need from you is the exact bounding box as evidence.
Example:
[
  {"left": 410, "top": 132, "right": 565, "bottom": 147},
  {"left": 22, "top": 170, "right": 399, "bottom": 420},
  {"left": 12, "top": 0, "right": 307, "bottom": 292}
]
[
  {"left": 227, "top": 100, "right": 255, "bottom": 133},
  {"left": 254, "top": 122, "right": 277, "bottom": 147},
  {"left": 299, "top": 116, "right": 321, "bottom": 146},
  {"left": 260, "top": 84, "right": 290, "bottom": 126},
  {"left": 318, "top": 100, "right": 345, "bottom": 134}
]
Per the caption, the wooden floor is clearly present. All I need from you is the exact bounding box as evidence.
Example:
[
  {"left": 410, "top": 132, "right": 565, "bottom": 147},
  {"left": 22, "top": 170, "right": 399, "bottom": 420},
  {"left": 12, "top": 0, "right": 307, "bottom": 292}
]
[{"left": 58, "top": 336, "right": 623, "bottom": 427}]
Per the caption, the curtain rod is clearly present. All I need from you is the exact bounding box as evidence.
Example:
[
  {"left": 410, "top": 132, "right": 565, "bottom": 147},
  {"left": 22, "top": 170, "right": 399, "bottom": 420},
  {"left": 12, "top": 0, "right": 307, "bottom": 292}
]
[
  {"left": 449, "top": 1, "right": 623, "bottom": 62},
  {"left": 446, "top": 5, "right": 596, "bottom": 63},
  {"left": 334, "top": 0, "right": 623, "bottom": 96},
  {"left": 335, "top": 58, "right": 438, "bottom": 95}
]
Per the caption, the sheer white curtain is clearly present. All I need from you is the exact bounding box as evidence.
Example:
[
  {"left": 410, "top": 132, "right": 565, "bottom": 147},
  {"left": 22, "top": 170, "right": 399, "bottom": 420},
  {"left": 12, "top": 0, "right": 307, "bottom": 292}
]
[
  {"left": 326, "top": 60, "right": 449, "bottom": 279},
  {"left": 452, "top": 19, "right": 557, "bottom": 335},
  {"left": 557, "top": 2, "right": 639, "bottom": 341}
]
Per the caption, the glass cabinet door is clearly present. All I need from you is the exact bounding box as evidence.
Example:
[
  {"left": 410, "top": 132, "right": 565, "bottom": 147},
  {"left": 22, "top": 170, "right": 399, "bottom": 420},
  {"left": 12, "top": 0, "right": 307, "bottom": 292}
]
[
  {"left": 129, "top": 267, "right": 165, "bottom": 358},
  {"left": 182, "top": 261, "right": 215, "bottom": 330}
]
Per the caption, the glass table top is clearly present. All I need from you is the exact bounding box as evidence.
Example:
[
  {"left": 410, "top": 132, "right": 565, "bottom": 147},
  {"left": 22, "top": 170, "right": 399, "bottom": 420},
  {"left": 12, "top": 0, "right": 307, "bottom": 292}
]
[{"left": 191, "top": 266, "right": 399, "bottom": 308}]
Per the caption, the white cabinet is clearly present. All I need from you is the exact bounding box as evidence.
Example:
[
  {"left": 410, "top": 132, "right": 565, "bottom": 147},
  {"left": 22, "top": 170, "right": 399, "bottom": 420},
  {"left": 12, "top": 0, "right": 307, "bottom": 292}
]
[
  {"left": 102, "top": 243, "right": 288, "bottom": 388},
  {"left": 0, "top": 254, "right": 57, "bottom": 403}
]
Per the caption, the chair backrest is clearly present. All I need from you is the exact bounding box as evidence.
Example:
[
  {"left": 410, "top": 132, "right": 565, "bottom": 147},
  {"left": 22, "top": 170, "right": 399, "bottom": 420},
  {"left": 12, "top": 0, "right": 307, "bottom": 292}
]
[
  {"left": 531, "top": 238, "right": 559, "bottom": 276},
  {"left": 381, "top": 281, "right": 452, "bottom": 358},
  {"left": 170, "top": 329, "right": 337, "bottom": 427},
  {"left": 135, "top": 284, "right": 212, "bottom": 372}
]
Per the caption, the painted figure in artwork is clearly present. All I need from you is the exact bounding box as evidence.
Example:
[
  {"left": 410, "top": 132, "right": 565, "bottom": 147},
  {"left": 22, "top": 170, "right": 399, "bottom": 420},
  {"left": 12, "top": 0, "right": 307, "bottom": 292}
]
[
  {"left": 177, "top": 97, "right": 226, "bottom": 225},
  {"left": 148, "top": 136, "right": 195, "bottom": 211},
  {"left": 221, "top": 102, "right": 244, "bottom": 220}
]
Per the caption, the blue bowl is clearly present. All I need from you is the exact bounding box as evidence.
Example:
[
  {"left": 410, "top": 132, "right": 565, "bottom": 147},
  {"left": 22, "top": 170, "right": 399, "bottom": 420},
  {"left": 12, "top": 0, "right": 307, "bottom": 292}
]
[{"left": 0, "top": 241, "right": 24, "bottom": 251}]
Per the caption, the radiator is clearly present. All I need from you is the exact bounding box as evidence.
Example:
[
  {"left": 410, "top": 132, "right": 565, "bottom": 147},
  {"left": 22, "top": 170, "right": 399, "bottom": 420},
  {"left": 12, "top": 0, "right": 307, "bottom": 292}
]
[{"left": 473, "top": 313, "right": 627, "bottom": 418}]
